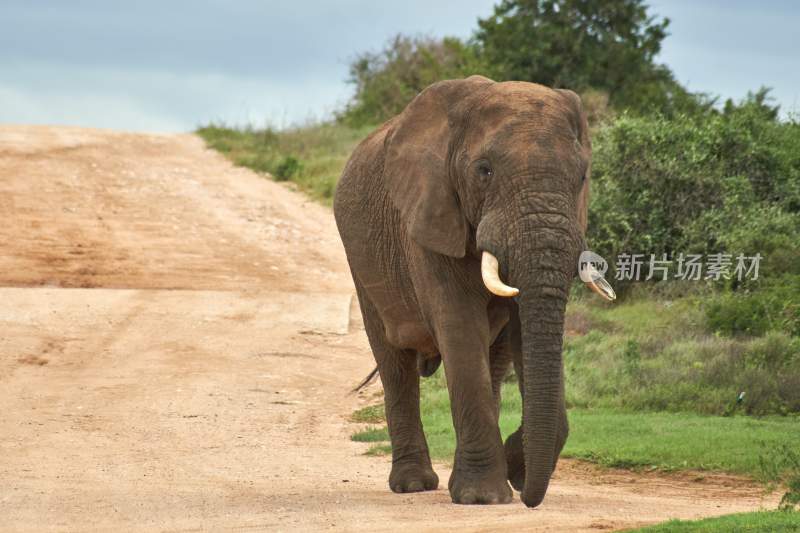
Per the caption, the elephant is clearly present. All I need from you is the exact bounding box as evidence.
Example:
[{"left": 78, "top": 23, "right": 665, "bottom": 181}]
[{"left": 333, "top": 75, "right": 615, "bottom": 508}]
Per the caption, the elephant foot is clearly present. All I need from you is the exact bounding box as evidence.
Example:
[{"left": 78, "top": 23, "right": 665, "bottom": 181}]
[
  {"left": 504, "top": 428, "right": 525, "bottom": 492},
  {"left": 389, "top": 461, "right": 439, "bottom": 493},
  {"left": 448, "top": 460, "right": 513, "bottom": 504}
]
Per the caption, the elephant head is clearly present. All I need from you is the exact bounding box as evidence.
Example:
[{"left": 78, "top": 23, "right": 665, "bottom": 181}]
[{"left": 384, "top": 76, "right": 614, "bottom": 507}]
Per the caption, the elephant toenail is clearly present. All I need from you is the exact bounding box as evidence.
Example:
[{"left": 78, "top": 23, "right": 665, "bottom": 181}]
[{"left": 406, "top": 481, "right": 424, "bottom": 492}]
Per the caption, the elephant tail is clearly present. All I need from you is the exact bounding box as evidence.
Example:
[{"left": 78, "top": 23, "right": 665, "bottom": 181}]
[{"left": 350, "top": 366, "right": 379, "bottom": 393}]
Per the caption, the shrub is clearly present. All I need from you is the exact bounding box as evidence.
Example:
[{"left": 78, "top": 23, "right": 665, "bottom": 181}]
[
  {"left": 564, "top": 298, "right": 800, "bottom": 415},
  {"left": 273, "top": 156, "right": 303, "bottom": 181},
  {"left": 705, "top": 275, "right": 800, "bottom": 337},
  {"left": 759, "top": 444, "right": 800, "bottom": 510},
  {"left": 589, "top": 93, "right": 800, "bottom": 291},
  {"left": 339, "top": 34, "right": 486, "bottom": 127},
  {"left": 705, "top": 292, "right": 773, "bottom": 337}
]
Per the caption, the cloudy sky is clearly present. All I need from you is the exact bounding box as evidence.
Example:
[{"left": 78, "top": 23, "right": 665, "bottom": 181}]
[{"left": 1, "top": 1, "right": 797, "bottom": 132}]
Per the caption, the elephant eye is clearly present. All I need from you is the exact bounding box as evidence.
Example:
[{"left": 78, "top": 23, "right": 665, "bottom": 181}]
[
  {"left": 477, "top": 162, "right": 493, "bottom": 178},
  {"left": 581, "top": 174, "right": 586, "bottom": 182}
]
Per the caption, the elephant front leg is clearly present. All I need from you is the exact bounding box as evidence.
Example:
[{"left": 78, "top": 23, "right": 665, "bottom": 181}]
[{"left": 441, "top": 332, "right": 513, "bottom": 505}]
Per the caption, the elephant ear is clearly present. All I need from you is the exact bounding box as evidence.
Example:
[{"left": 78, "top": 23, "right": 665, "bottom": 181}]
[
  {"left": 384, "top": 76, "right": 494, "bottom": 257},
  {"left": 557, "top": 89, "right": 591, "bottom": 235}
]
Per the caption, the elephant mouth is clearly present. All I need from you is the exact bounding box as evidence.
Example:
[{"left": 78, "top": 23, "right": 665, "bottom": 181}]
[{"left": 480, "top": 250, "right": 616, "bottom": 301}]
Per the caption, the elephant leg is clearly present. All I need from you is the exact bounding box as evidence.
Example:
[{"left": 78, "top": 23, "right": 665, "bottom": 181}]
[
  {"left": 439, "top": 330, "right": 512, "bottom": 504},
  {"left": 489, "top": 327, "right": 514, "bottom": 421},
  {"left": 356, "top": 287, "right": 438, "bottom": 494},
  {"left": 504, "top": 345, "right": 569, "bottom": 492},
  {"left": 505, "top": 352, "right": 526, "bottom": 491}
]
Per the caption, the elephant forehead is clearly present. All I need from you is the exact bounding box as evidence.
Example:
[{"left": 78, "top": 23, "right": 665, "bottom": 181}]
[
  {"left": 480, "top": 84, "right": 569, "bottom": 116},
  {"left": 465, "top": 104, "right": 579, "bottom": 151}
]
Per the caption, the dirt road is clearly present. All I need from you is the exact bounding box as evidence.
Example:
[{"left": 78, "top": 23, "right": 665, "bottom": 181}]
[{"left": 0, "top": 125, "right": 777, "bottom": 531}]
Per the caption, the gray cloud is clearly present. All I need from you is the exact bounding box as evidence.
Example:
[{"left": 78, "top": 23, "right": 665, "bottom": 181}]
[
  {"left": 1, "top": 0, "right": 797, "bottom": 132},
  {"left": 652, "top": 0, "right": 799, "bottom": 115}
]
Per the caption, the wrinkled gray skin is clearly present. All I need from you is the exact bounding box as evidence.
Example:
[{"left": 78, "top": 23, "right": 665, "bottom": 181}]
[{"left": 334, "top": 76, "right": 591, "bottom": 508}]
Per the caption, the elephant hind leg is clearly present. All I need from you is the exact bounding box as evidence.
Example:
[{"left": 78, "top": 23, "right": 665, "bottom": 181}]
[
  {"left": 416, "top": 352, "right": 441, "bottom": 377},
  {"left": 489, "top": 327, "right": 514, "bottom": 420},
  {"left": 355, "top": 285, "right": 438, "bottom": 493}
]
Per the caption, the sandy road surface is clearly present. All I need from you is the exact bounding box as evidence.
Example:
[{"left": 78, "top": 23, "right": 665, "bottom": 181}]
[{"left": 0, "top": 125, "right": 777, "bottom": 531}]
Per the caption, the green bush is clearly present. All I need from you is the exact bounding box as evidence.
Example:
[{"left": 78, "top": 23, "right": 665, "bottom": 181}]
[
  {"left": 564, "top": 299, "right": 800, "bottom": 416},
  {"left": 339, "top": 34, "right": 486, "bottom": 127},
  {"left": 705, "top": 275, "right": 800, "bottom": 337},
  {"left": 273, "top": 155, "right": 303, "bottom": 181},
  {"left": 706, "top": 293, "right": 774, "bottom": 337},
  {"left": 589, "top": 93, "right": 800, "bottom": 291}
]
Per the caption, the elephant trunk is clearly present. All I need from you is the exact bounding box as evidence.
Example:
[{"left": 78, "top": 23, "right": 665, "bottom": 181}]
[
  {"left": 477, "top": 207, "right": 579, "bottom": 508},
  {"left": 517, "top": 290, "right": 567, "bottom": 508},
  {"left": 505, "top": 215, "right": 575, "bottom": 509}
]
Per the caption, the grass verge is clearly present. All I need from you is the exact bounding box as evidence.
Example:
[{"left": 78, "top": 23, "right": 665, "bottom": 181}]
[
  {"left": 353, "top": 375, "right": 800, "bottom": 480},
  {"left": 196, "top": 122, "right": 374, "bottom": 204},
  {"left": 564, "top": 295, "right": 800, "bottom": 416},
  {"left": 625, "top": 510, "right": 799, "bottom": 532},
  {"left": 563, "top": 409, "right": 800, "bottom": 477}
]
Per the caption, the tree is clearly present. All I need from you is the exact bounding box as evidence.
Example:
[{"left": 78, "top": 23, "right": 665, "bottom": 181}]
[
  {"left": 475, "top": 0, "right": 702, "bottom": 114},
  {"left": 339, "top": 35, "right": 486, "bottom": 126}
]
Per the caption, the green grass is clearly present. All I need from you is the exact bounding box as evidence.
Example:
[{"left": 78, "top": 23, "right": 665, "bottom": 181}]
[
  {"left": 196, "top": 121, "right": 374, "bottom": 204},
  {"left": 364, "top": 443, "right": 393, "bottom": 456},
  {"left": 625, "top": 510, "right": 800, "bottom": 532},
  {"left": 351, "top": 426, "right": 389, "bottom": 442},
  {"left": 564, "top": 294, "right": 800, "bottom": 416},
  {"left": 351, "top": 403, "right": 385, "bottom": 424},
  {"left": 353, "top": 370, "right": 800, "bottom": 481},
  {"left": 564, "top": 409, "right": 800, "bottom": 477}
]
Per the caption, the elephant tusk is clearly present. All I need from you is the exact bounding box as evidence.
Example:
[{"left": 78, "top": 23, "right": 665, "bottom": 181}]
[
  {"left": 481, "top": 251, "right": 519, "bottom": 297},
  {"left": 581, "top": 263, "right": 616, "bottom": 301}
]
